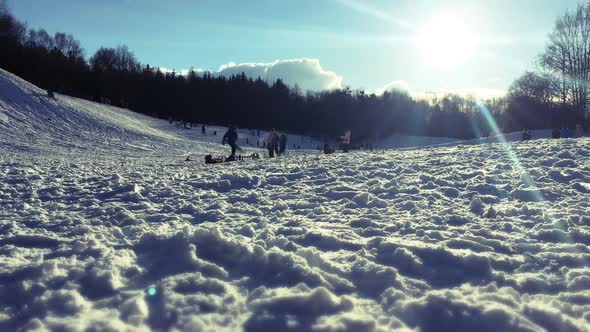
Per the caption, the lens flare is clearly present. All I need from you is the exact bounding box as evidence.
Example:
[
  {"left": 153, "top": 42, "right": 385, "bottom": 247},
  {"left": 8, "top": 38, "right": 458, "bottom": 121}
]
[{"left": 477, "top": 102, "right": 553, "bottom": 214}]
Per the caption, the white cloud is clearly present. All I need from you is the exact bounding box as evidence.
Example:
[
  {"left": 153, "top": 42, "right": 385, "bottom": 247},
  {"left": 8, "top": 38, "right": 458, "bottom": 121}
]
[
  {"left": 156, "top": 67, "right": 175, "bottom": 75},
  {"left": 375, "top": 80, "right": 411, "bottom": 95},
  {"left": 416, "top": 88, "right": 506, "bottom": 101},
  {"left": 155, "top": 67, "right": 208, "bottom": 76},
  {"left": 451, "top": 88, "right": 507, "bottom": 100},
  {"left": 216, "top": 58, "right": 343, "bottom": 92},
  {"left": 160, "top": 61, "right": 505, "bottom": 99},
  {"left": 155, "top": 59, "right": 342, "bottom": 92},
  {"left": 376, "top": 80, "right": 506, "bottom": 100}
]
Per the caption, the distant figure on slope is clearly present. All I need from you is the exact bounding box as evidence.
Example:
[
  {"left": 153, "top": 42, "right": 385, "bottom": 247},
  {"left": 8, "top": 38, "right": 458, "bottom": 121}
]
[
  {"left": 560, "top": 126, "right": 570, "bottom": 139},
  {"left": 576, "top": 124, "right": 584, "bottom": 138},
  {"left": 201, "top": 124, "right": 206, "bottom": 135},
  {"left": 521, "top": 129, "right": 532, "bottom": 141},
  {"left": 266, "top": 129, "right": 280, "bottom": 158},
  {"left": 222, "top": 125, "right": 241, "bottom": 161},
  {"left": 552, "top": 128, "right": 561, "bottom": 139},
  {"left": 323, "top": 143, "right": 335, "bottom": 154},
  {"left": 278, "top": 133, "right": 288, "bottom": 156},
  {"left": 341, "top": 129, "right": 351, "bottom": 152}
]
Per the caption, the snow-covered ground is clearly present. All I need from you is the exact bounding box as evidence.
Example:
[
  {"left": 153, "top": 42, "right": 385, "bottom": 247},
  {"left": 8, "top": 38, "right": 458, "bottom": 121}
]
[{"left": 2, "top": 68, "right": 590, "bottom": 331}]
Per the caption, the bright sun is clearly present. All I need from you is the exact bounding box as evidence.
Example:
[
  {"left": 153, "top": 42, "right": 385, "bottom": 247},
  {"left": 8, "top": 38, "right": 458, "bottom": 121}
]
[{"left": 416, "top": 14, "right": 479, "bottom": 68}]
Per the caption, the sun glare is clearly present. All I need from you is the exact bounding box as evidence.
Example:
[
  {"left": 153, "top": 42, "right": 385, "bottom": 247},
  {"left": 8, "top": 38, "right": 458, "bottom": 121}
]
[{"left": 416, "top": 14, "right": 479, "bottom": 68}]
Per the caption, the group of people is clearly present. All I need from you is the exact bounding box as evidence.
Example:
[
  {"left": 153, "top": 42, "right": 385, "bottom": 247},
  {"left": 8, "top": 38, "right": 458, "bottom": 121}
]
[
  {"left": 322, "top": 129, "right": 352, "bottom": 154},
  {"left": 222, "top": 126, "right": 354, "bottom": 159},
  {"left": 220, "top": 125, "right": 351, "bottom": 161},
  {"left": 222, "top": 126, "right": 288, "bottom": 160},
  {"left": 551, "top": 124, "right": 584, "bottom": 139},
  {"left": 523, "top": 124, "right": 585, "bottom": 141},
  {"left": 265, "top": 128, "right": 288, "bottom": 158}
]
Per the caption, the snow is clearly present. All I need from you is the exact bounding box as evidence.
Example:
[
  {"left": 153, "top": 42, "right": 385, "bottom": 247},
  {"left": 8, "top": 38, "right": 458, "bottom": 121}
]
[{"left": 1, "top": 68, "right": 590, "bottom": 331}]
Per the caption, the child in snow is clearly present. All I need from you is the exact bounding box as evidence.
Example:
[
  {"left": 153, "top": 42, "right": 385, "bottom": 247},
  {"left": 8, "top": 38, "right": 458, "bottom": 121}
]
[
  {"left": 323, "top": 143, "right": 334, "bottom": 154},
  {"left": 521, "top": 129, "right": 532, "bottom": 141},
  {"left": 266, "top": 129, "right": 279, "bottom": 158},
  {"left": 222, "top": 125, "right": 241, "bottom": 161},
  {"left": 341, "top": 129, "right": 351, "bottom": 152},
  {"left": 560, "top": 126, "right": 570, "bottom": 139},
  {"left": 278, "top": 133, "right": 288, "bottom": 156},
  {"left": 575, "top": 124, "right": 584, "bottom": 138}
]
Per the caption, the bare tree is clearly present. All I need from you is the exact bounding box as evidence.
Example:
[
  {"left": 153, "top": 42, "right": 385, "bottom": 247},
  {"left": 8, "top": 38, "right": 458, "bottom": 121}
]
[
  {"left": 509, "top": 71, "right": 556, "bottom": 104},
  {"left": 24, "top": 29, "right": 54, "bottom": 49},
  {"left": 0, "top": 2, "right": 11, "bottom": 37},
  {"left": 53, "top": 32, "right": 84, "bottom": 59},
  {"left": 0, "top": 0, "right": 8, "bottom": 18},
  {"left": 0, "top": 0, "right": 25, "bottom": 41},
  {"left": 114, "top": 45, "right": 140, "bottom": 72},
  {"left": 54, "top": 32, "right": 68, "bottom": 53},
  {"left": 89, "top": 47, "right": 117, "bottom": 71},
  {"left": 90, "top": 45, "right": 140, "bottom": 72},
  {"left": 541, "top": 3, "right": 590, "bottom": 118}
]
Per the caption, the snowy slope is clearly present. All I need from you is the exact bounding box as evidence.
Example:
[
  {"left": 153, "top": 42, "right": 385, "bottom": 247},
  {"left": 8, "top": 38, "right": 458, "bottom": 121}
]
[
  {"left": 376, "top": 135, "right": 459, "bottom": 149},
  {"left": 0, "top": 68, "right": 226, "bottom": 158},
  {"left": 377, "top": 130, "right": 556, "bottom": 150},
  {"left": 0, "top": 68, "right": 327, "bottom": 159},
  {"left": 1, "top": 69, "right": 590, "bottom": 331}
]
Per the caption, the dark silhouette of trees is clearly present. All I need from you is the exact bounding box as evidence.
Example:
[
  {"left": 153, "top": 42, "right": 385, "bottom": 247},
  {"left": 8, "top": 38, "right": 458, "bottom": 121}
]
[
  {"left": 501, "top": 72, "right": 562, "bottom": 131},
  {"left": 499, "top": 3, "right": 590, "bottom": 132},
  {"left": 90, "top": 46, "right": 139, "bottom": 72},
  {"left": 540, "top": 3, "right": 590, "bottom": 120},
  {"left": 509, "top": 72, "right": 555, "bottom": 105}
]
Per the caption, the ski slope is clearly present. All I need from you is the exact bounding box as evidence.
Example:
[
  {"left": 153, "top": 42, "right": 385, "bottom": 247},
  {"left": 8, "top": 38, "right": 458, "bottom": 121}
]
[
  {"left": 0, "top": 68, "right": 327, "bottom": 159},
  {"left": 1, "top": 69, "right": 590, "bottom": 331}
]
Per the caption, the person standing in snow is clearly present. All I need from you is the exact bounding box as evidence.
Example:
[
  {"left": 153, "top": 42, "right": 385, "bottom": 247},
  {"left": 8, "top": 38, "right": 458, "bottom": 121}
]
[
  {"left": 323, "top": 143, "right": 335, "bottom": 154},
  {"left": 201, "top": 124, "right": 206, "bottom": 135},
  {"left": 560, "top": 126, "right": 570, "bottom": 139},
  {"left": 521, "top": 129, "right": 532, "bottom": 141},
  {"left": 278, "top": 133, "right": 288, "bottom": 156},
  {"left": 266, "top": 129, "right": 279, "bottom": 158},
  {"left": 341, "top": 129, "right": 351, "bottom": 152},
  {"left": 222, "top": 125, "right": 241, "bottom": 161},
  {"left": 575, "top": 124, "right": 584, "bottom": 138}
]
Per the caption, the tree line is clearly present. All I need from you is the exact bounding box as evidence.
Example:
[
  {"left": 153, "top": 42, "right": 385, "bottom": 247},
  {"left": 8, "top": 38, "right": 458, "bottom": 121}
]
[
  {"left": 502, "top": 3, "right": 590, "bottom": 132},
  {"left": 0, "top": 1, "right": 587, "bottom": 143}
]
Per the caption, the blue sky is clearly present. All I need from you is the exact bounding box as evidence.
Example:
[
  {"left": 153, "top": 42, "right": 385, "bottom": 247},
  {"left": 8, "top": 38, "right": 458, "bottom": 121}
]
[{"left": 9, "top": 0, "right": 581, "bottom": 95}]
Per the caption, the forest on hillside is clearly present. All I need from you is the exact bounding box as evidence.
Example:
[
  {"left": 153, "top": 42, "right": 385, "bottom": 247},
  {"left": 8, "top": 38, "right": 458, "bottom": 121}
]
[{"left": 1, "top": 1, "right": 588, "bottom": 142}]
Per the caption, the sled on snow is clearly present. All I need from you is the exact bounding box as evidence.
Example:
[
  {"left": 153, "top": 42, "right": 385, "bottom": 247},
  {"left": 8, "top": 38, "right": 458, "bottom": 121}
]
[{"left": 201, "top": 153, "right": 261, "bottom": 164}]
